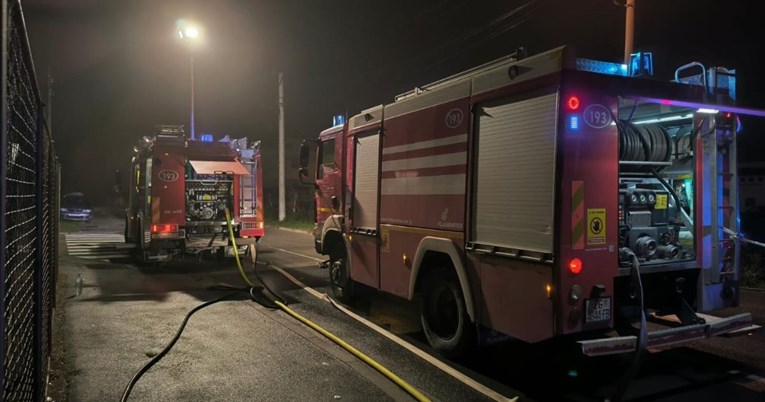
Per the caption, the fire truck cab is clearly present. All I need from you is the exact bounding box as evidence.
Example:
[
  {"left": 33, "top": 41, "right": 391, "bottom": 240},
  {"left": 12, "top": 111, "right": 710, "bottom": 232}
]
[
  {"left": 299, "top": 46, "right": 762, "bottom": 358},
  {"left": 126, "top": 125, "right": 264, "bottom": 262}
]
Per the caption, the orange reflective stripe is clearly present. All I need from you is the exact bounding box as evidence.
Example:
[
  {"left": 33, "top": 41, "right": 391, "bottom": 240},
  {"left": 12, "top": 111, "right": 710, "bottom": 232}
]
[
  {"left": 152, "top": 197, "right": 161, "bottom": 224},
  {"left": 572, "top": 181, "right": 584, "bottom": 250}
]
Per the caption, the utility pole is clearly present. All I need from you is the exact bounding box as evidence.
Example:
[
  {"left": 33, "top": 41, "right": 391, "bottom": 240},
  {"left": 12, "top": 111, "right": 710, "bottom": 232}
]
[
  {"left": 190, "top": 50, "right": 196, "bottom": 140},
  {"left": 623, "top": 0, "right": 635, "bottom": 64},
  {"left": 278, "top": 73, "right": 286, "bottom": 222}
]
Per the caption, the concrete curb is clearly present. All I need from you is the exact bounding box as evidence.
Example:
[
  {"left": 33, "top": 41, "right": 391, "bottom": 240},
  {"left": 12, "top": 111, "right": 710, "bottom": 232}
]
[{"left": 266, "top": 226, "right": 312, "bottom": 234}]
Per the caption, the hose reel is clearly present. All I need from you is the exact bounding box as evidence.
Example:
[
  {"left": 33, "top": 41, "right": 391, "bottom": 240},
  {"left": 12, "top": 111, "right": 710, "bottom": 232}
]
[{"left": 618, "top": 121, "right": 673, "bottom": 164}]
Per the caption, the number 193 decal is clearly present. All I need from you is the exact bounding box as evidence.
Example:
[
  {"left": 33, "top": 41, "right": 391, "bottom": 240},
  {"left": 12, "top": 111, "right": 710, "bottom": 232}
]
[{"left": 583, "top": 104, "right": 612, "bottom": 129}]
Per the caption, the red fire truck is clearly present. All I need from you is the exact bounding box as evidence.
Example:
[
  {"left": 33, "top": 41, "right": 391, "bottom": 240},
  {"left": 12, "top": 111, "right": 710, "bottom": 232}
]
[
  {"left": 299, "top": 46, "right": 763, "bottom": 358},
  {"left": 126, "top": 125, "right": 264, "bottom": 262}
]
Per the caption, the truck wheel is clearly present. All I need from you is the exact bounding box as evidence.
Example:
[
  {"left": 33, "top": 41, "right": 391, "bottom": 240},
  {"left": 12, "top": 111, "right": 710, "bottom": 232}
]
[
  {"left": 134, "top": 218, "right": 148, "bottom": 263},
  {"left": 420, "top": 270, "right": 474, "bottom": 359},
  {"left": 329, "top": 246, "right": 354, "bottom": 303}
]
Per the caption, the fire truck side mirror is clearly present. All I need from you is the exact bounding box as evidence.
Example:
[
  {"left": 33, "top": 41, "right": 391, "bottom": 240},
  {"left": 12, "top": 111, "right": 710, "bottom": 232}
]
[
  {"left": 299, "top": 140, "right": 310, "bottom": 169},
  {"left": 298, "top": 140, "right": 315, "bottom": 185},
  {"left": 298, "top": 167, "right": 310, "bottom": 182}
]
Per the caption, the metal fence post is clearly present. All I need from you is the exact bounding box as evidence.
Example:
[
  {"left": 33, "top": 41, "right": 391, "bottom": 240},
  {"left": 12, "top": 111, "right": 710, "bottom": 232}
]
[
  {"left": 33, "top": 101, "right": 45, "bottom": 402},
  {"left": 0, "top": 0, "right": 9, "bottom": 396},
  {"left": 1, "top": 1, "right": 56, "bottom": 399}
]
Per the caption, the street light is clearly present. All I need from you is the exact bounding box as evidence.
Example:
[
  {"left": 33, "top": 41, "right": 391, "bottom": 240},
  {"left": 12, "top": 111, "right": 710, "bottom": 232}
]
[{"left": 177, "top": 21, "right": 201, "bottom": 140}]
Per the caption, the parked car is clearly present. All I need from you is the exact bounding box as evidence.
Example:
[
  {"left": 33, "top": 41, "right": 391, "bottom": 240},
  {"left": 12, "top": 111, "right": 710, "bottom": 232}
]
[{"left": 61, "top": 192, "right": 93, "bottom": 222}]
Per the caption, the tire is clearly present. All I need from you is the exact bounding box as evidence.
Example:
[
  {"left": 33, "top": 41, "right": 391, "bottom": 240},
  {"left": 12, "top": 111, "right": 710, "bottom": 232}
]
[
  {"left": 328, "top": 245, "right": 354, "bottom": 303},
  {"left": 420, "top": 269, "right": 474, "bottom": 359},
  {"left": 135, "top": 214, "right": 153, "bottom": 265}
]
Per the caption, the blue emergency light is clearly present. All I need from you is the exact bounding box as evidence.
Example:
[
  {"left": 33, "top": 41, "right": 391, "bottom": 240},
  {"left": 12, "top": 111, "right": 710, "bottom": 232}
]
[
  {"left": 200, "top": 134, "right": 214, "bottom": 142},
  {"left": 332, "top": 115, "right": 345, "bottom": 126},
  {"left": 576, "top": 58, "right": 628, "bottom": 77},
  {"left": 576, "top": 52, "right": 654, "bottom": 78},
  {"left": 629, "top": 52, "right": 653, "bottom": 77},
  {"left": 568, "top": 115, "right": 580, "bottom": 131}
]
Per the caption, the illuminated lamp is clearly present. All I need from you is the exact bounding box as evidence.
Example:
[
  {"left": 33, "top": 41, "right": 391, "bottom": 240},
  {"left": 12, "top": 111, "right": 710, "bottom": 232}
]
[
  {"left": 567, "top": 96, "right": 581, "bottom": 111},
  {"left": 568, "top": 258, "right": 583, "bottom": 275}
]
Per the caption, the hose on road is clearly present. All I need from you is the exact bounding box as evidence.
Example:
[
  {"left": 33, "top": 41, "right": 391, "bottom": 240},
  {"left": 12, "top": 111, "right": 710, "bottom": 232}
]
[
  {"left": 223, "top": 209, "right": 429, "bottom": 402},
  {"left": 118, "top": 211, "right": 431, "bottom": 402}
]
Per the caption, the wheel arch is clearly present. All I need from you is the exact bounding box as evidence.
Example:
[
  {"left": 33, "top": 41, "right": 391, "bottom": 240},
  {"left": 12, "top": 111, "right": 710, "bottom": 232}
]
[
  {"left": 408, "top": 236, "right": 475, "bottom": 323},
  {"left": 319, "top": 215, "right": 345, "bottom": 254}
]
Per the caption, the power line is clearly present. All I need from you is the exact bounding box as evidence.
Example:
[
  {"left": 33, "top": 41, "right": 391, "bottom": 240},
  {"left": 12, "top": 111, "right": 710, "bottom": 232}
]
[
  {"left": 424, "top": 0, "right": 537, "bottom": 56},
  {"left": 418, "top": 3, "right": 539, "bottom": 73},
  {"left": 363, "top": 1, "right": 538, "bottom": 80}
]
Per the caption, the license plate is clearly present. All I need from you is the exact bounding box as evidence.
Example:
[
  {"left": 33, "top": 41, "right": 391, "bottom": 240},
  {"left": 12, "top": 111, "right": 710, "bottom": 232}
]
[{"left": 585, "top": 297, "right": 611, "bottom": 322}]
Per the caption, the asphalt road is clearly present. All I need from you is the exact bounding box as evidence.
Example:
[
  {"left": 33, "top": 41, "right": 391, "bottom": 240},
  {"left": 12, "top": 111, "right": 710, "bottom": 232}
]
[{"left": 50, "top": 212, "right": 765, "bottom": 401}]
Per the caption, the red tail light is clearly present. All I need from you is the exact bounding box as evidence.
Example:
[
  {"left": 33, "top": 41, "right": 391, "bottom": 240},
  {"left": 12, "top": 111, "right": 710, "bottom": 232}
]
[
  {"left": 567, "top": 96, "right": 581, "bottom": 111},
  {"left": 151, "top": 224, "right": 178, "bottom": 233},
  {"left": 568, "top": 258, "right": 583, "bottom": 275}
]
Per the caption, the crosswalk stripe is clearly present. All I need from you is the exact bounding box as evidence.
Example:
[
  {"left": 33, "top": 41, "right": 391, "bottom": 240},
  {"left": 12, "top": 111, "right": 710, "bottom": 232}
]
[{"left": 65, "top": 233, "right": 130, "bottom": 260}]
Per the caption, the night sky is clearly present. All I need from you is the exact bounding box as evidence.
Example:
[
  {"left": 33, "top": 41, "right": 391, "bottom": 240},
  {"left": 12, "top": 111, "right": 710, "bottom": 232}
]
[{"left": 21, "top": 0, "right": 765, "bottom": 205}]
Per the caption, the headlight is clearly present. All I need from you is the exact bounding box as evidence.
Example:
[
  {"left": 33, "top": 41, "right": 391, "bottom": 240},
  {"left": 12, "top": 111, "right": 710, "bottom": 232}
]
[
  {"left": 60, "top": 208, "right": 69, "bottom": 212},
  {"left": 83, "top": 209, "right": 92, "bottom": 213}
]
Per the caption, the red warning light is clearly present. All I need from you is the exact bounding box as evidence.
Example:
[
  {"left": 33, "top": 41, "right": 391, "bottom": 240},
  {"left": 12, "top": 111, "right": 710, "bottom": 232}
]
[
  {"left": 568, "top": 258, "right": 583, "bottom": 275},
  {"left": 567, "top": 96, "right": 581, "bottom": 111},
  {"left": 151, "top": 224, "right": 178, "bottom": 233},
  {"left": 719, "top": 112, "right": 735, "bottom": 130}
]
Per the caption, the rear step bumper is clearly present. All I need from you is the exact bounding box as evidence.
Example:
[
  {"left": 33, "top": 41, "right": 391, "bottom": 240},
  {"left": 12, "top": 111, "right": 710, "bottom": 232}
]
[{"left": 578, "top": 313, "right": 761, "bottom": 357}]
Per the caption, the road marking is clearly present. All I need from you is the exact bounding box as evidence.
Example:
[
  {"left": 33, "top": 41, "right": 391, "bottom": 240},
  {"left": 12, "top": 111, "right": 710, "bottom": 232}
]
[
  {"left": 271, "top": 247, "right": 325, "bottom": 263},
  {"left": 267, "top": 261, "right": 518, "bottom": 402},
  {"left": 729, "top": 370, "right": 765, "bottom": 383},
  {"left": 65, "top": 233, "right": 130, "bottom": 260}
]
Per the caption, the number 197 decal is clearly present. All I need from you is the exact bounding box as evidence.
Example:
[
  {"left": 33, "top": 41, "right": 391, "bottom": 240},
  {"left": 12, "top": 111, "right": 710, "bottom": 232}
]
[{"left": 583, "top": 104, "right": 612, "bottom": 129}]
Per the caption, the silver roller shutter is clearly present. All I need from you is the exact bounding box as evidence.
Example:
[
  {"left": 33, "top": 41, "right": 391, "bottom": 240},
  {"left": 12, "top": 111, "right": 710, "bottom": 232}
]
[
  {"left": 473, "top": 92, "right": 558, "bottom": 253},
  {"left": 353, "top": 132, "right": 380, "bottom": 230}
]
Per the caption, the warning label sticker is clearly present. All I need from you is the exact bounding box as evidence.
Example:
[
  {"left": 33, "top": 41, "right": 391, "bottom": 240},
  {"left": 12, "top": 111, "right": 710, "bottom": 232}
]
[
  {"left": 587, "top": 208, "right": 606, "bottom": 245},
  {"left": 655, "top": 194, "right": 668, "bottom": 210}
]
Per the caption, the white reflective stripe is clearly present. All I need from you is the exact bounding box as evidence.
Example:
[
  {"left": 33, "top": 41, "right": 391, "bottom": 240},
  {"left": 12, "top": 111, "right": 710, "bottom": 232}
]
[
  {"left": 381, "top": 174, "right": 465, "bottom": 195},
  {"left": 267, "top": 261, "right": 517, "bottom": 402},
  {"left": 382, "top": 133, "right": 467, "bottom": 155},
  {"left": 381, "top": 152, "right": 466, "bottom": 172}
]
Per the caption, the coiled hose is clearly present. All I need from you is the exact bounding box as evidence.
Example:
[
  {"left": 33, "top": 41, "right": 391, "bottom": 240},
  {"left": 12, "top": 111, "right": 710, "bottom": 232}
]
[{"left": 618, "top": 121, "right": 672, "bottom": 162}]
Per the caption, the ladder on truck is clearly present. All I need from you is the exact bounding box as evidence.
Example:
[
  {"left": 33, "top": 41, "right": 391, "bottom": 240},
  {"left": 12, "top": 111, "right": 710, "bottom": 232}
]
[
  {"left": 239, "top": 162, "right": 257, "bottom": 218},
  {"left": 708, "top": 114, "right": 739, "bottom": 287},
  {"left": 676, "top": 62, "right": 741, "bottom": 310},
  {"left": 236, "top": 139, "right": 258, "bottom": 218}
]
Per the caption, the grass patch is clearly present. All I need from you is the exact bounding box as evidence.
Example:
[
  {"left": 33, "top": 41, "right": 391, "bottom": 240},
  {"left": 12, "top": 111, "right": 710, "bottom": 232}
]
[
  {"left": 264, "top": 208, "right": 315, "bottom": 232},
  {"left": 59, "top": 220, "right": 82, "bottom": 233},
  {"left": 742, "top": 245, "right": 765, "bottom": 288},
  {"left": 270, "top": 218, "right": 315, "bottom": 232}
]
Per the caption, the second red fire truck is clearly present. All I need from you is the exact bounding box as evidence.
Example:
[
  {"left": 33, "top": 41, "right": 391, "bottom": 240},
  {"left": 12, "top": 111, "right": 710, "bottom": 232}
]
[
  {"left": 299, "top": 46, "right": 762, "bottom": 358},
  {"left": 126, "top": 125, "right": 264, "bottom": 263}
]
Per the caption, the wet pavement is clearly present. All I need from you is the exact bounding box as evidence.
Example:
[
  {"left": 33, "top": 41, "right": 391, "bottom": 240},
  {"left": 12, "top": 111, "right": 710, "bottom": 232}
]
[{"left": 49, "top": 211, "right": 765, "bottom": 401}]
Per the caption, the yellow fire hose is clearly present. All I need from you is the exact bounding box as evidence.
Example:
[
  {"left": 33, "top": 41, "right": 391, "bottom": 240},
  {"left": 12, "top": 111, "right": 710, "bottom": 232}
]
[{"left": 224, "top": 210, "right": 429, "bottom": 402}]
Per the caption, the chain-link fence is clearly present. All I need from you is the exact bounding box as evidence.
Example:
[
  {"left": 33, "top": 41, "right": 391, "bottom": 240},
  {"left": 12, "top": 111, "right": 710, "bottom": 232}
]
[{"left": 1, "top": 1, "right": 59, "bottom": 400}]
